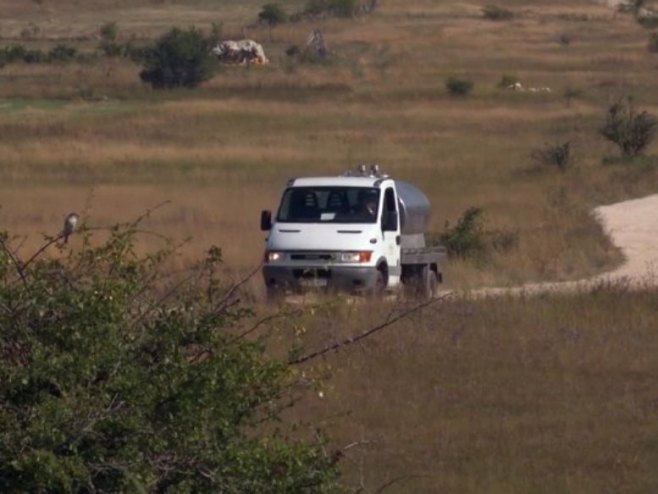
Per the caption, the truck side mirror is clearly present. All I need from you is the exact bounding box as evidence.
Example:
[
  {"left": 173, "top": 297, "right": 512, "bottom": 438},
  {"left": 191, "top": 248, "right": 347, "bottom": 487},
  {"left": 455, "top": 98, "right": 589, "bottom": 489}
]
[
  {"left": 383, "top": 213, "right": 398, "bottom": 232},
  {"left": 260, "top": 210, "right": 272, "bottom": 231}
]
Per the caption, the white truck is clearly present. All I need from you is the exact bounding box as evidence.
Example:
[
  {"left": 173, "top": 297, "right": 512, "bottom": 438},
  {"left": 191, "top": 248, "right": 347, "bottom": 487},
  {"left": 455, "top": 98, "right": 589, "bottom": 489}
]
[{"left": 260, "top": 165, "right": 446, "bottom": 298}]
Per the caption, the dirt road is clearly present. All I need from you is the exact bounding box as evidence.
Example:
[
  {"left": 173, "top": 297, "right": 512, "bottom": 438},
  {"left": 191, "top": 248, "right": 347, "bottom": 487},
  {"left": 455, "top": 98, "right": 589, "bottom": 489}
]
[{"left": 468, "top": 193, "right": 658, "bottom": 297}]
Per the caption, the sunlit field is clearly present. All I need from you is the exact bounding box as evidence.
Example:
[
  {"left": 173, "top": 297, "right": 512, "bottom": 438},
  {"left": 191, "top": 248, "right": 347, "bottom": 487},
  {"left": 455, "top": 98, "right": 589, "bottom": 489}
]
[
  {"left": 2, "top": 0, "right": 657, "bottom": 288},
  {"left": 2, "top": 0, "right": 658, "bottom": 490}
]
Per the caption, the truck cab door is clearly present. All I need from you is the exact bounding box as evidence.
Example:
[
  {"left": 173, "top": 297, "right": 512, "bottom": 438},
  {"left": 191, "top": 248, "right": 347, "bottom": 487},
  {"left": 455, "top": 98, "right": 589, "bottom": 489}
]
[{"left": 380, "top": 187, "right": 401, "bottom": 286}]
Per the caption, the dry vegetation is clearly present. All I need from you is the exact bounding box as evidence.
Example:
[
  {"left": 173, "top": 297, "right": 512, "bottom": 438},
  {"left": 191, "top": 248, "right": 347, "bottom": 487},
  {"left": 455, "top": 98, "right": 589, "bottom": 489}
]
[
  {"left": 2, "top": 0, "right": 658, "bottom": 491},
  {"left": 2, "top": 0, "right": 657, "bottom": 289},
  {"left": 286, "top": 286, "right": 658, "bottom": 492}
]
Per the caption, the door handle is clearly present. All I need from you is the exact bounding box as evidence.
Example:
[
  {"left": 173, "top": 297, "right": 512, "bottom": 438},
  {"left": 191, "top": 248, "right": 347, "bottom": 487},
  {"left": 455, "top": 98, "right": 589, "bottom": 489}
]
[{"left": 395, "top": 235, "right": 401, "bottom": 245}]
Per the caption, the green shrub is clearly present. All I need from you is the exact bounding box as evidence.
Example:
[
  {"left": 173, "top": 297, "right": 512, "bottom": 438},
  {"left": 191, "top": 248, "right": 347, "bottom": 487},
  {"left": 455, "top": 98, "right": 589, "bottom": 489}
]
[
  {"left": 648, "top": 32, "right": 658, "bottom": 52},
  {"left": 330, "top": 0, "right": 359, "bottom": 17},
  {"left": 618, "top": 0, "right": 644, "bottom": 14},
  {"left": 599, "top": 97, "right": 657, "bottom": 157},
  {"left": 305, "top": 0, "right": 359, "bottom": 18},
  {"left": 22, "top": 48, "right": 47, "bottom": 63},
  {"left": 563, "top": 87, "right": 583, "bottom": 105},
  {"left": 48, "top": 44, "right": 77, "bottom": 62},
  {"left": 99, "top": 40, "right": 124, "bottom": 57},
  {"left": 0, "top": 222, "right": 342, "bottom": 492},
  {"left": 531, "top": 141, "right": 574, "bottom": 171},
  {"left": 446, "top": 77, "right": 474, "bottom": 96},
  {"left": 636, "top": 12, "right": 658, "bottom": 28},
  {"left": 209, "top": 21, "right": 223, "bottom": 44},
  {"left": 2, "top": 44, "right": 27, "bottom": 63},
  {"left": 482, "top": 5, "right": 514, "bottom": 21},
  {"left": 99, "top": 21, "right": 118, "bottom": 42},
  {"left": 259, "top": 3, "right": 288, "bottom": 26},
  {"left": 497, "top": 74, "right": 519, "bottom": 89},
  {"left": 557, "top": 33, "right": 572, "bottom": 46},
  {"left": 439, "top": 207, "right": 487, "bottom": 259},
  {"left": 140, "top": 27, "right": 216, "bottom": 89}
]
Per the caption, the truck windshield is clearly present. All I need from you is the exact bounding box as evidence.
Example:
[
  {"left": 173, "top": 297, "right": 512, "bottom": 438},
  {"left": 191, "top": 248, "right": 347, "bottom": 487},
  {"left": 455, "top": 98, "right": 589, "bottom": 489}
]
[{"left": 276, "top": 187, "right": 380, "bottom": 224}]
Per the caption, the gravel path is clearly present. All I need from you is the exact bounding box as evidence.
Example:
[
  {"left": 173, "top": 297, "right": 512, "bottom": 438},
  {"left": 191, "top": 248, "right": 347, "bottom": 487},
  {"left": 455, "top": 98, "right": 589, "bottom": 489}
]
[{"left": 467, "top": 193, "right": 658, "bottom": 297}]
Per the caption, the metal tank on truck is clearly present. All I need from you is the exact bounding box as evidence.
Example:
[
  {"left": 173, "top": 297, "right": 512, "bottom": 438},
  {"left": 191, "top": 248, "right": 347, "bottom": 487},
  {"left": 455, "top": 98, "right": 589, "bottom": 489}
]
[{"left": 259, "top": 165, "right": 446, "bottom": 298}]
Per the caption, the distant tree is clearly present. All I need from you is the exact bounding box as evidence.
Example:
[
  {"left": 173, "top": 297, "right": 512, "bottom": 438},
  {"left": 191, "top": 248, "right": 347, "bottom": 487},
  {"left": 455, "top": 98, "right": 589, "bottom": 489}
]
[
  {"left": 600, "top": 97, "right": 657, "bottom": 157},
  {"left": 0, "top": 220, "right": 343, "bottom": 492},
  {"left": 531, "top": 141, "right": 574, "bottom": 172},
  {"left": 99, "top": 21, "right": 118, "bottom": 42},
  {"left": 259, "top": 3, "right": 288, "bottom": 27},
  {"left": 140, "top": 27, "right": 216, "bottom": 89},
  {"left": 48, "top": 44, "right": 77, "bottom": 62},
  {"left": 446, "top": 77, "right": 474, "bottom": 96},
  {"left": 304, "top": 0, "right": 359, "bottom": 18},
  {"left": 482, "top": 5, "right": 514, "bottom": 21}
]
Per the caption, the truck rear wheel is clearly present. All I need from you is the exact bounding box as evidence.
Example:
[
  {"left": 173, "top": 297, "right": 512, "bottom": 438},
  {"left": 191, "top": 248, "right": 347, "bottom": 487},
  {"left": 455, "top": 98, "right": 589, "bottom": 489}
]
[
  {"left": 407, "top": 265, "right": 437, "bottom": 300},
  {"left": 422, "top": 267, "right": 438, "bottom": 300}
]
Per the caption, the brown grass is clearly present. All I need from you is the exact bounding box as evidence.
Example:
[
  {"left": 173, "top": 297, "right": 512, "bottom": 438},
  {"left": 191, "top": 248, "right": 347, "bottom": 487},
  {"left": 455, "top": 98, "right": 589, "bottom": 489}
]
[{"left": 283, "top": 285, "right": 658, "bottom": 492}]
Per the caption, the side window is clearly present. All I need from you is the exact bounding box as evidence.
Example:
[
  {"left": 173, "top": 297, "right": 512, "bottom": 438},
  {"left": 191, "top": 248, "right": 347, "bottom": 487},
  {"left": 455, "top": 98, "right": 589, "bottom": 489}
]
[{"left": 382, "top": 187, "right": 397, "bottom": 228}]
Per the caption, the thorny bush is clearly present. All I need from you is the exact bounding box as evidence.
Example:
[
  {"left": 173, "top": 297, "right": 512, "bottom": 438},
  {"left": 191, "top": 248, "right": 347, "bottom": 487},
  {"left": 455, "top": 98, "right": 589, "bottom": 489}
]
[{"left": 0, "top": 218, "right": 342, "bottom": 493}]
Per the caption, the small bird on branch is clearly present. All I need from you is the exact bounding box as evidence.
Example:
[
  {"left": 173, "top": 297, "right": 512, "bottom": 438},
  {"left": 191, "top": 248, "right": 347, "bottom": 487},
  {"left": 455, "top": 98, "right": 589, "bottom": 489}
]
[{"left": 62, "top": 213, "right": 79, "bottom": 243}]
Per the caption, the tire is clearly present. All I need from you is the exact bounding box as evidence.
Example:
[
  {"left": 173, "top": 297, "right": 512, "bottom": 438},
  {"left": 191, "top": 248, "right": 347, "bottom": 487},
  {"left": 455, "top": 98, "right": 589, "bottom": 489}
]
[
  {"left": 369, "top": 268, "right": 387, "bottom": 299},
  {"left": 419, "top": 265, "right": 438, "bottom": 300}
]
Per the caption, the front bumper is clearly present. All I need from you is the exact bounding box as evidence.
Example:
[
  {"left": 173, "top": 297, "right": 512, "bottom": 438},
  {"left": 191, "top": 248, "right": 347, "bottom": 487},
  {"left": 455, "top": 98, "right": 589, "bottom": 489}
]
[{"left": 263, "top": 265, "right": 380, "bottom": 294}]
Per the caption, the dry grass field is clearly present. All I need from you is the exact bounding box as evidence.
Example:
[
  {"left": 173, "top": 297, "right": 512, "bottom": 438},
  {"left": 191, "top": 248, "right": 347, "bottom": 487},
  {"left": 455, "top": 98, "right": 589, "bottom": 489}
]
[
  {"left": 2, "top": 0, "right": 658, "bottom": 491},
  {"left": 286, "top": 286, "right": 658, "bottom": 493},
  {"left": 2, "top": 0, "right": 657, "bottom": 288}
]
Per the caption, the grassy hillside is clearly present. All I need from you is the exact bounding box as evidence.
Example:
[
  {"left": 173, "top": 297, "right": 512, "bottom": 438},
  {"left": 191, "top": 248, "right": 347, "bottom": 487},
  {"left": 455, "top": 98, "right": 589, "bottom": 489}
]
[{"left": 1, "top": 0, "right": 657, "bottom": 289}]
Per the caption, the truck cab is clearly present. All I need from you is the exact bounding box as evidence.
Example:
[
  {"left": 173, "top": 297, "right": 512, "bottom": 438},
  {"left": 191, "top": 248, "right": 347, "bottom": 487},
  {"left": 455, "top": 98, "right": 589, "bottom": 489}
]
[{"left": 260, "top": 166, "right": 444, "bottom": 297}]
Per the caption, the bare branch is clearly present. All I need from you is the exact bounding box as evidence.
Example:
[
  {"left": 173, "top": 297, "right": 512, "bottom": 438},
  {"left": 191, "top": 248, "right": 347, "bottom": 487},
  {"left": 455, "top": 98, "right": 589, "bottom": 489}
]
[
  {"left": 375, "top": 474, "right": 433, "bottom": 493},
  {"left": 0, "top": 235, "right": 28, "bottom": 286},
  {"left": 227, "top": 309, "right": 302, "bottom": 345},
  {"left": 22, "top": 233, "right": 66, "bottom": 270},
  {"left": 212, "top": 263, "right": 263, "bottom": 313}
]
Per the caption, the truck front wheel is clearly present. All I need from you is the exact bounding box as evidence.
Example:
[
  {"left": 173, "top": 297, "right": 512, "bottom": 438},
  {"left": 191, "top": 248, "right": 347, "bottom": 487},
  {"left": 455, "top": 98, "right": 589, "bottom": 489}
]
[{"left": 369, "top": 267, "right": 387, "bottom": 298}]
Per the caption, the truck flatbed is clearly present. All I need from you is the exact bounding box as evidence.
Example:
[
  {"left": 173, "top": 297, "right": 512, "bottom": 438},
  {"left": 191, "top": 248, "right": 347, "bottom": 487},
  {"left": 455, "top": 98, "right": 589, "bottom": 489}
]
[{"left": 401, "top": 246, "right": 447, "bottom": 265}]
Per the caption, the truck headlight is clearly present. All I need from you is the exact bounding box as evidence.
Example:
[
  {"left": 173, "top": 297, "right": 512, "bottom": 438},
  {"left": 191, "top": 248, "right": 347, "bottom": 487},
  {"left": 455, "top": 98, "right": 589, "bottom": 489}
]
[
  {"left": 338, "top": 251, "right": 372, "bottom": 263},
  {"left": 264, "top": 251, "right": 284, "bottom": 263}
]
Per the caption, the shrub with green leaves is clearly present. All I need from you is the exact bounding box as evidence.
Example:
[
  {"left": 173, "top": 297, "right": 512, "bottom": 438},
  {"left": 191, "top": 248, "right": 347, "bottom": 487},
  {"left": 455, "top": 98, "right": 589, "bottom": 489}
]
[
  {"left": 48, "top": 44, "right": 77, "bottom": 62},
  {"left": 259, "top": 3, "right": 289, "bottom": 26},
  {"left": 446, "top": 77, "right": 474, "bottom": 96},
  {"left": 497, "top": 74, "right": 519, "bottom": 89},
  {"left": 0, "top": 221, "right": 342, "bottom": 492},
  {"left": 439, "top": 207, "right": 487, "bottom": 259},
  {"left": 22, "top": 48, "right": 47, "bottom": 64},
  {"left": 99, "top": 21, "right": 118, "bottom": 42},
  {"left": 599, "top": 97, "right": 657, "bottom": 157},
  {"left": 305, "top": 0, "right": 359, "bottom": 18},
  {"left": 99, "top": 40, "right": 124, "bottom": 57},
  {"left": 531, "top": 141, "right": 574, "bottom": 172},
  {"left": 648, "top": 32, "right": 658, "bottom": 52},
  {"left": 482, "top": 5, "right": 514, "bottom": 21},
  {"left": 140, "top": 27, "right": 216, "bottom": 89}
]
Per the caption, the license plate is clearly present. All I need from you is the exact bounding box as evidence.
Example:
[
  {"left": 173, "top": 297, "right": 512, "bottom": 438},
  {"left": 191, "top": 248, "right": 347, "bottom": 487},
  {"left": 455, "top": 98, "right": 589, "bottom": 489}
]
[{"left": 299, "top": 278, "right": 328, "bottom": 287}]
